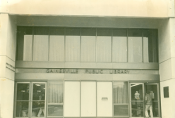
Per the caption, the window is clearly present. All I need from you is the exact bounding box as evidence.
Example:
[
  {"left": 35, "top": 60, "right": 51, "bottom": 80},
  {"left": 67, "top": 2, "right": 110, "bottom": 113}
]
[
  {"left": 17, "top": 27, "right": 158, "bottom": 63},
  {"left": 15, "top": 82, "right": 63, "bottom": 118},
  {"left": 113, "top": 82, "right": 129, "bottom": 117}
]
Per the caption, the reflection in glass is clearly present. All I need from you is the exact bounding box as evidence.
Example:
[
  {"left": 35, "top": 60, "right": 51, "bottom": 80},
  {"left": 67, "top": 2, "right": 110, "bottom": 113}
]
[
  {"left": 114, "top": 105, "right": 128, "bottom": 116},
  {"left": 48, "top": 105, "right": 63, "bottom": 116},
  {"left": 17, "top": 83, "right": 29, "bottom": 100},
  {"left": 33, "top": 83, "right": 45, "bottom": 100},
  {"left": 16, "top": 101, "right": 29, "bottom": 117},
  {"left": 32, "top": 101, "right": 45, "bottom": 117},
  {"left": 131, "top": 84, "right": 143, "bottom": 117}
]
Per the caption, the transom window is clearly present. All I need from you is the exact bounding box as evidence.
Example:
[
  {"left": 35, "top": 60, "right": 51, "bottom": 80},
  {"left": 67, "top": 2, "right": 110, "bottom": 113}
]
[{"left": 16, "top": 27, "right": 158, "bottom": 63}]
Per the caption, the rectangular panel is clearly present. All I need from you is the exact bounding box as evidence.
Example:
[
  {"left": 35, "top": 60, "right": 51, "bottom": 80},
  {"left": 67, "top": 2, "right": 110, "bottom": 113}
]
[
  {"left": 112, "top": 37, "right": 127, "bottom": 62},
  {"left": 23, "top": 35, "right": 33, "bottom": 61},
  {"left": 64, "top": 82, "right": 80, "bottom": 117},
  {"left": 48, "top": 105, "right": 63, "bottom": 116},
  {"left": 49, "top": 36, "right": 64, "bottom": 61},
  {"left": 96, "top": 37, "right": 111, "bottom": 62},
  {"left": 81, "top": 36, "right": 96, "bottom": 62},
  {"left": 81, "top": 82, "right": 96, "bottom": 117},
  {"left": 128, "top": 37, "right": 142, "bottom": 62},
  {"left": 97, "top": 82, "right": 112, "bottom": 117},
  {"left": 65, "top": 36, "right": 80, "bottom": 62},
  {"left": 33, "top": 35, "right": 48, "bottom": 61},
  {"left": 114, "top": 105, "right": 128, "bottom": 116},
  {"left": 143, "top": 37, "right": 149, "bottom": 62}
]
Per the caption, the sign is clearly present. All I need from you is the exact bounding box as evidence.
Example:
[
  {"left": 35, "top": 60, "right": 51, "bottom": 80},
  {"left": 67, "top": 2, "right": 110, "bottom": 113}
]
[{"left": 46, "top": 69, "right": 129, "bottom": 74}]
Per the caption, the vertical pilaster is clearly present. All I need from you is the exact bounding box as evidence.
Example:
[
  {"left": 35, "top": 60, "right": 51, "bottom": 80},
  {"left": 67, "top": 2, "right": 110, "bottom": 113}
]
[
  {"left": 159, "top": 18, "right": 175, "bottom": 118},
  {"left": 0, "top": 14, "right": 16, "bottom": 118}
]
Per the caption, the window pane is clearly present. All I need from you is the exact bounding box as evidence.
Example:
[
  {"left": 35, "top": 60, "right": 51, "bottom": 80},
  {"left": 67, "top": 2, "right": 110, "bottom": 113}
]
[
  {"left": 131, "top": 84, "right": 144, "bottom": 117},
  {"left": 112, "top": 37, "right": 127, "bottom": 62},
  {"left": 114, "top": 105, "right": 128, "bottom": 116},
  {"left": 33, "top": 83, "right": 45, "bottom": 100},
  {"left": 32, "top": 101, "right": 45, "bottom": 117},
  {"left": 81, "top": 36, "right": 96, "bottom": 62},
  {"left": 49, "top": 36, "right": 64, "bottom": 61},
  {"left": 128, "top": 37, "right": 142, "bottom": 62},
  {"left": 113, "top": 82, "right": 128, "bottom": 103},
  {"left": 23, "top": 35, "right": 33, "bottom": 61},
  {"left": 17, "top": 83, "right": 29, "bottom": 100},
  {"left": 16, "top": 101, "right": 29, "bottom": 117},
  {"left": 96, "top": 37, "right": 111, "bottom": 62},
  {"left": 143, "top": 30, "right": 158, "bottom": 62},
  {"left": 48, "top": 105, "right": 63, "bottom": 116},
  {"left": 131, "top": 102, "right": 143, "bottom": 117},
  {"left": 33, "top": 35, "right": 48, "bottom": 61},
  {"left": 65, "top": 36, "right": 80, "bottom": 61},
  {"left": 153, "top": 102, "right": 159, "bottom": 117},
  {"left": 48, "top": 82, "right": 63, "bottom": 103}
]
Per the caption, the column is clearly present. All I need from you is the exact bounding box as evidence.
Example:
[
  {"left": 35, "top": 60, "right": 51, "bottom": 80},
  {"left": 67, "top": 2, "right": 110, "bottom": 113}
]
[
  {"left": 0, "top": 14, "right": 16, "bottom": 118},
  {"left": 159, "top": 18, "right": 175, "bottom": 118}
]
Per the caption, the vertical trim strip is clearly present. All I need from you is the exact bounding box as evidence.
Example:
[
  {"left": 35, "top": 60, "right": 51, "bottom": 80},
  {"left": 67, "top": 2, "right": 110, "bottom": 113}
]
[
  {"left": 48, "top": 28, "right": 50, "bottom": 61},
  {"left": 111, "top": 29, "right": 113, "bottom": 62},
  {"left": 142, "top": 30, "right": 144, "bottom": 63},
  {"left": 32, "top": 27, "right": 34, "bottom": 61},
  {"left": 126, "top": 29, "right": 128, "bottom": 62}
]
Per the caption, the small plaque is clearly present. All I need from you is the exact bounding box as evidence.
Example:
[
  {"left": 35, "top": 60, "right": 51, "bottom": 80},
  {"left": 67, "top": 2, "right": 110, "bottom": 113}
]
[
  {"left": 102, "top": 97, "right": 108, "bottom": 100},
  {"left": 164, "top": 86, "right": 169, "bottom": 98}
]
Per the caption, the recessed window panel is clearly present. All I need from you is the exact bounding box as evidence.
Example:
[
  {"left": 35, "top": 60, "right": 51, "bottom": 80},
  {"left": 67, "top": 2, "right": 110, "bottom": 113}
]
[
  {"left": 33, "top": 83, "right": 45, "bottom": 100},
  {"left": 17, "top": 83, "right": 29, "bottom": 100},
  {"left": 16, "top": 101, "right": 29, "bottom": 117},
  {"left": 23, "top": 35, "right": 33, "bottom": 61},
  {"left": 81, "top": 36, "right": 96, "bottom": 62},
  {"left": 48, "top": 105, "right": 63, "bottom": 116},
  {"left": 128, "top": 37, "right": 142, "bottom": 62},
  {"left": 96, "top": 36, "right": 111, "bottom": 62},
  {"left": 112, "top": 37, "right": 127, "bottom": 62},
  {"left": 49, "top": 36, "right": 64, "bottom": 61},
  {"left": 114, "top": 105, "right": 128, "bottom": 116},
  {"left": 65, "top": 36, "right": 80, "bottom": 61},
  {"left": 32, "top": 101, "right": 45, "bottom": 117},
  {"left": 33, "top": 35, "right": 48, "bottom": 61}
]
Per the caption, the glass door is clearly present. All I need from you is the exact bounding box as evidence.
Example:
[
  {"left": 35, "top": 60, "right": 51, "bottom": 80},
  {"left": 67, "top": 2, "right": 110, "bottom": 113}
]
[
  {"left": 130, "top": 83, "right": 144, "bottom": 117},
  {"left": 145, "top": 83, "right": 160, "bottom": 118}
]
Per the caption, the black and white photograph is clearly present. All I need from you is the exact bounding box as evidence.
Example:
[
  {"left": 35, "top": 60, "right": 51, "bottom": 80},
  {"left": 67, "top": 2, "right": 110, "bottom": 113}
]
[{"left": 0, "top": 0, "right": 174, "bottom": 118}]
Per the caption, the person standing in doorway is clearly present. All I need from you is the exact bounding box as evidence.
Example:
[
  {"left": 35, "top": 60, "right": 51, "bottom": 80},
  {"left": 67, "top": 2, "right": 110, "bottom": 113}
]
[{"left": 145, "top": 91, "right": 154, "bottom": 118}]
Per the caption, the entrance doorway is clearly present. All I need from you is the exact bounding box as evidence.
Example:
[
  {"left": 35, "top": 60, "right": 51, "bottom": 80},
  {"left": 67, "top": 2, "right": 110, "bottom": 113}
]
[{"left": 130, "top": 83, "right": 160, "bottom": 118}]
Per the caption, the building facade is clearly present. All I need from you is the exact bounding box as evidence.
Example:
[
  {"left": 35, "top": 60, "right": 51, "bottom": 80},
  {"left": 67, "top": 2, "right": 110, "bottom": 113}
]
[{"left": 0, "top": 0, "right": 175, "bottom": 118}]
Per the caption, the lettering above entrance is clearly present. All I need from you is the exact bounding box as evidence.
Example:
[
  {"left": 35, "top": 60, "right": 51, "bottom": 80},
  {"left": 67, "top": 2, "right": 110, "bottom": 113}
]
[{"left": 46, "top": 69, "right": 129, "bottom": 74}]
